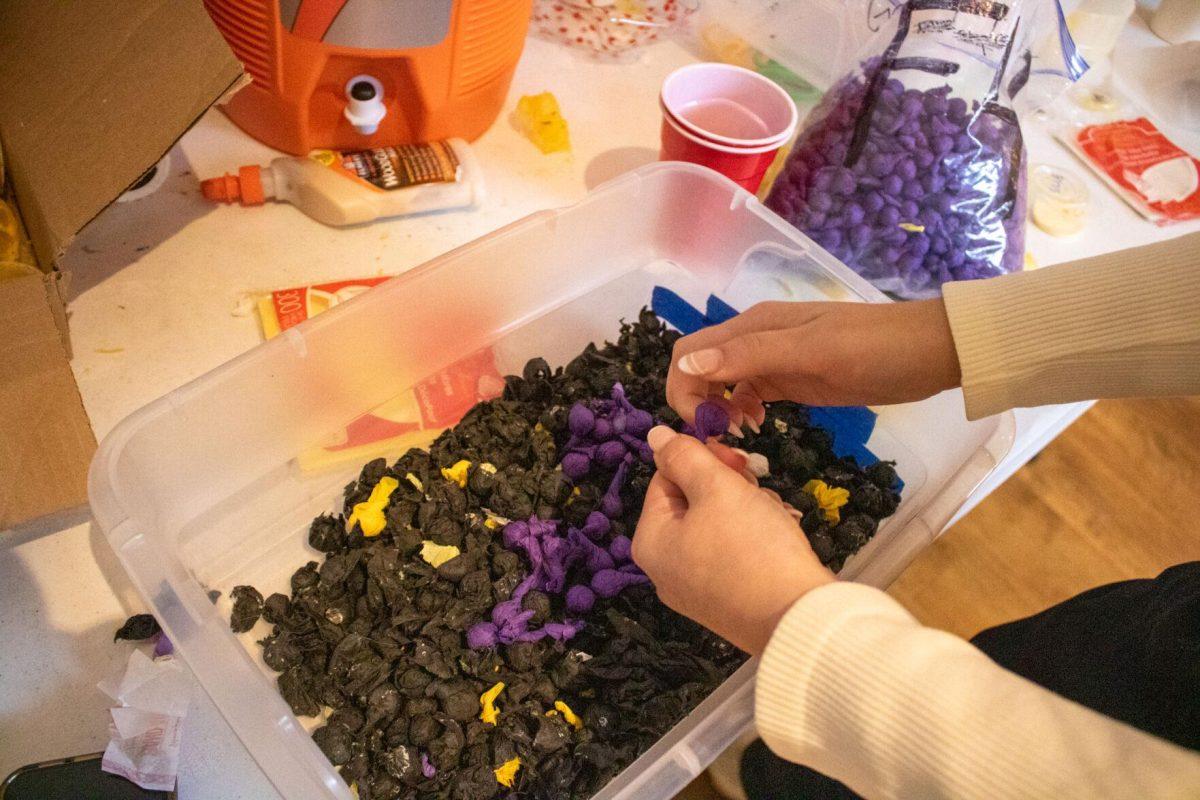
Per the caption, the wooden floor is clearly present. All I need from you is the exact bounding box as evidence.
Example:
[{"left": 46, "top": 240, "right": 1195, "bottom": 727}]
[{"left": 676, "top": 395, "right": 1200, "bottom": 799}]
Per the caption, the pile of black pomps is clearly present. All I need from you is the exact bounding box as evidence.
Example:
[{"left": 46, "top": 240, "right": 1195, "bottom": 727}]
[{"left": 229, "top": 310, "right": 900, "bottom": 800}]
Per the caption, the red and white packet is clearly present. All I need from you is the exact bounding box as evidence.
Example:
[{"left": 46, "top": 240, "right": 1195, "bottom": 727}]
[
  {"left": 1062, "top": 116, "right": 1200, "bottom": 225},
  {"left": 98, "top": 649, "right": 191, "bottom": 792},
  {"left": 247, "top": 275, "right": 506, "bottom": 473}
]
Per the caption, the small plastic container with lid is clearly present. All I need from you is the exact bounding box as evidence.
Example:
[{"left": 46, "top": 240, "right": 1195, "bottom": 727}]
[
  {"left": 200, "top": 139, "right": 484, "bottom": 227},
  {"left": 1029, "top": 165, "right": 1090, "bottom": 237}
]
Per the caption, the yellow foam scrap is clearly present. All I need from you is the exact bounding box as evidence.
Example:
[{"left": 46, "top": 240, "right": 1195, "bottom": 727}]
[
  {"left": 440, "top": 459, "right": 472, "bottom": 489},
  {"left": 404, "top": 472, "right": 424, "bottom": 492},
  {"left": 554, "top": 700, "right": 583, "bottom": 731},
  {"left": 515, "top": 92, "right": 570, "bottom": 154},
  {"left": 898, "top": 222, "right": 925, "bottom": 232},
  {"left": 484, "top": 518, "right": 501, "bottom": 530},
  {"left": 480, "top": 682, "right": 505, "bottom": 725},
  {"left": 803, "top": 479, "right": 850, "bottom": 525},
  {"left": 345, "top": 476, "right": 399, "bottom": 537},
  {"left": 494, "top": 757, "right": 521, "bottom": 788},
  {"left": 420, "top": 540, "right": 461, "bottom": 568}
]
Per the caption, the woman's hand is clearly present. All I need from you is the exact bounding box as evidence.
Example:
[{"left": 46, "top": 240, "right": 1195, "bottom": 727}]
[
  {"left": 667, "top": 298, "right": 961, "bottom": 426},
  {"left": 632, "top": 426, "right": 834, "bottom": 656}
]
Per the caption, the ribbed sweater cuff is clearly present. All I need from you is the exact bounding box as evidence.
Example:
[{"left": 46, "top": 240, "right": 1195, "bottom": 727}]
[{"left": 942, "top": 233, "right": 1200, "bottom": 420}]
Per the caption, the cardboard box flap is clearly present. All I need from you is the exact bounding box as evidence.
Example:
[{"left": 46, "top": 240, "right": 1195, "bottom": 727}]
[
  {"left": 0, "top": 1, "right": 244, "bottom": 268},
  {"left": 0, "top": 275, "right": 97, "bottom": 529}
]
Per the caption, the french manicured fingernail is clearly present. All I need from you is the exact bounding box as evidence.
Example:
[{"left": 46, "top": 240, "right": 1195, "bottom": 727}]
[
  {"left": 745, "top": 416, "right": 761, "bottom": 434},
  {"left": 745, "top": 452, "right": 770, "bottom": 478},
  {"left": 647, "top": 425, "right": 677, "bottom": 452},
  {"left": 726, "top": 422, "right": 744, "bottom": 439},
  {"left": 678, "top": 349, "right": 722, "bottom": 376}
]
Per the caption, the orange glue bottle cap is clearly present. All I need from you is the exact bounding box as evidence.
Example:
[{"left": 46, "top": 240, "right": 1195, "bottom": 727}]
[{"left": 200, "top": 165, "right": 265, "bottom": 206}]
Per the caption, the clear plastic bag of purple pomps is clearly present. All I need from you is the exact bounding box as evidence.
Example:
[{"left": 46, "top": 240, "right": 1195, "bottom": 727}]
[{"left": 765, "top": 0, "right": 1087, "bottom": 298}]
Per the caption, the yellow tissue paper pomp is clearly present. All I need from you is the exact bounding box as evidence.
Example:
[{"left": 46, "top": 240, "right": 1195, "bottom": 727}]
[
  {"left": 441, "top": 459, "right": 472, "bottom": 489},
  {"left": 420, "top": 541, "right": 461, "bottom": 568},
  {"left": 515, "top": 93, "right": 571, "bottom": 154},
  {"left": 494, "top": 757, "right": 521, "bottom": 788},
  {"left": 552, "top": 700, "right": 583, "bottom": 731},
  {"left": 803, "top": 479, "right": 850, "bottom": 525},
  {"left": 480, "top": 682, "right": 505, "bottom": 725},
  {"left": 346, "top": 477, "right": 399, "bottom": 537}
]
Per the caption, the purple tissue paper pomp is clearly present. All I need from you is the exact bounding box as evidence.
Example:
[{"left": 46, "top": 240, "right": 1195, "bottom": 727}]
[
  {"left": 421, "top": 752, "right": 436, "bottom": 778},
  {"left": 596, "top": 440, "right": 628, "bottom": 468},
  {"left": 592, "top": 417, "right": 613, "bottom": 442},
  {"left": 609, "top": 535, "right": 633, "bottom": 563},
  {"left": 599, "top": 491, "right": 622, "bottom": 519},
  {"left": 693, "top": 402, "right": 730, "bottom": 443},
  {"left": 570, "top": 527, "right": 615, "bottom": 574},
  {"left": 592, "top": 568, "right": 650, "bottom": 598},
  {"left": 542, "top": 620, "right": 585, "bottom": 641},
  {"left": 625, "top": 408, "right": 653, "bottom": 437},
  {"left": 503, "top": 520, "right": 530, "bottom": 550},
  {"left": 467, "top": 622, "right": 499, "bottom": 649},
  {"left": 561, "top": 451, "right": 591, "bottom": 481},
  {"left": 566, "top": 585, "right": 596, "bottom": 615},
  {"left": 582, "top": 511, "right": 610, "bottom": 540},
  {"left": 568, "top": 403, "right": 596, "bottom": 437}
]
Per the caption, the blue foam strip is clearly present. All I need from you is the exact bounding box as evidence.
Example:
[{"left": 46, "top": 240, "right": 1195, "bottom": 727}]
[
  {"left": 705, "top": 295, "right": 740, "bottom": 325},
  {"left": 808, "top": 406, "right": 878, "bottom": 464},
  {"left": 650, "top": 286, "right": 902, "bottom": 492},
  {"left": 651, "top": 286, "right": 709, "bottom": 336}
]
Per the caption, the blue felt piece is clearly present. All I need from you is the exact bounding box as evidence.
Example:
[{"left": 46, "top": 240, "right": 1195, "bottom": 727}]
[{"left": 650, "top": 286, "right": 902, "bottom": 491}]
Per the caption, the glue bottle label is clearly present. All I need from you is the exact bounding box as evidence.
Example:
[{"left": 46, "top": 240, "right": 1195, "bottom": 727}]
[{"left": 314, "top": 142, "right": 461, "bottom": 191}]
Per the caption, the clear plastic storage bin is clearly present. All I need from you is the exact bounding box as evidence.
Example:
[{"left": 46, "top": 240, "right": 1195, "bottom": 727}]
[{"left": 90, "top": 163, "right": 1014, "bottom": 800}]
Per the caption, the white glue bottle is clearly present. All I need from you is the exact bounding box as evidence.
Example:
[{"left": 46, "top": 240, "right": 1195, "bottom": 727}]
[{"left": 201, "top": 139, "right": 484, "bottom": 227}]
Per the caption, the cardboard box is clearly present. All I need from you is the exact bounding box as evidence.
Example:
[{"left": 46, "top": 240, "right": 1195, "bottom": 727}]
[{"left": 0, "top": 1, "right": 244, "bottom": 531}]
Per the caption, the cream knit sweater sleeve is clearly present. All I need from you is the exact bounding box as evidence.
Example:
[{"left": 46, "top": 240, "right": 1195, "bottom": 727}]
[
  {"left": 942, "top": 232, "right": 1200, "bottom": 420},
  {"left": 753, "top": 235, "right": 1200, "bottom": 798},
  {"left": 755, "top": 583, "right": 1200, "bottom": 800}
]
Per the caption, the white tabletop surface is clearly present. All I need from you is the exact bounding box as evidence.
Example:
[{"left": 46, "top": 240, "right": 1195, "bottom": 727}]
[{"left": 3, "top": 17, "right": 1199, "bottom": 798}]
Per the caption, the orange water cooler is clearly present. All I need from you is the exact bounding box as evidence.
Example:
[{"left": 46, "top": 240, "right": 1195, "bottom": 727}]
[{"left": 204, "top": 0, "right": 533, "bottom": 154}]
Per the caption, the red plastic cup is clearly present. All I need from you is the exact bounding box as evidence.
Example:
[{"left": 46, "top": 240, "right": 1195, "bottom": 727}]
[
  {"left": 659, "top": 107, "right": 783, "bottom": 192},
  {"left": 661, "top": 62, "right": 798, "bottom": 148}
]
